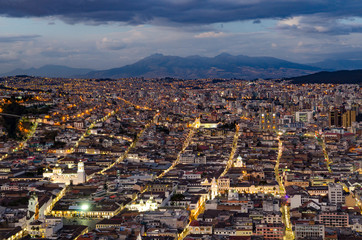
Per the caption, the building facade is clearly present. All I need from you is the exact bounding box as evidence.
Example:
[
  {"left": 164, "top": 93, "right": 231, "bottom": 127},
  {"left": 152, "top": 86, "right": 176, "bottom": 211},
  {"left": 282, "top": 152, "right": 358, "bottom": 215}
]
[
  {"left": 295, "top": 224, "right": 325, "bottom": 240},
  {"left": 328, "top": 183, "right": 344, "bottom": 205}
]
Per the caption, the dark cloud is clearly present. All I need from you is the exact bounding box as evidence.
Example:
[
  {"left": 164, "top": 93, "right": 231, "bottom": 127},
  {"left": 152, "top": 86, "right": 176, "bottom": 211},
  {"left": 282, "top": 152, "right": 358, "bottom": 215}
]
[
  {"left": 0, "top": 0, "right": 361, "bottom": 26},
  {"left": 0, "top": 34, "right": 40, "bottom": 42},
  {"left": 253, "top": 19, "right": 261, "bottom": 24}
]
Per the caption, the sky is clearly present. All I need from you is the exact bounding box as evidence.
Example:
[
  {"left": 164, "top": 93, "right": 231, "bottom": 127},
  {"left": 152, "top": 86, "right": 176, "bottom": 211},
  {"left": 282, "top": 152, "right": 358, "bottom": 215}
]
[{"left": 1, "top": 0, "right": 362, "bottom": 72}]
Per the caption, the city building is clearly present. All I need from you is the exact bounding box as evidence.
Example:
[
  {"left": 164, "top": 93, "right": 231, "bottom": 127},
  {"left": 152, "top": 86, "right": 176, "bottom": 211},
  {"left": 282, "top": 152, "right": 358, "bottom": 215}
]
[
  {"left": 295, "top": 224, "right": 325, "bottom": 240},
  {"left": 43, "top": 161, "right": 86, "bottom": 185},
  {"left": 328, "top": 183, "right": 344, "bottom": 205},
  {"left": 319, "top": 212, "right": 349, "bottom": 227},
  {"left": 295, "top": 111, "right": 313, "bottom": 123}
]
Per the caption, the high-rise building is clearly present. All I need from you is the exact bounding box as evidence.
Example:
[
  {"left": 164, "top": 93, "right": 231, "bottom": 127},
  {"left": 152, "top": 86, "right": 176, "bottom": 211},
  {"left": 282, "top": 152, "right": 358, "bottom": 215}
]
[
  {"left": 342, "top": 110, "right": 356, "bottom": 128},
  {"left": 329, "top": 105, "right": 358, "bottom": 128},
  {"left": 329, "top": 107, "right": 343, "bottom": 127},
  {"left": 260, "top": 107, "right": 278, "bottom": 131},
  {"left": 328, "top": 183, "right": 344, "bottom": 205}
]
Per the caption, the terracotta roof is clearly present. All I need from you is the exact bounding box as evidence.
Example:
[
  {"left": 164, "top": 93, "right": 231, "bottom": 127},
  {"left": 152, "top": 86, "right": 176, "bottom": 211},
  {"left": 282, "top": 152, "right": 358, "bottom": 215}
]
[{"left": 190, "top": 220, "right": 199, "bottom": 226}]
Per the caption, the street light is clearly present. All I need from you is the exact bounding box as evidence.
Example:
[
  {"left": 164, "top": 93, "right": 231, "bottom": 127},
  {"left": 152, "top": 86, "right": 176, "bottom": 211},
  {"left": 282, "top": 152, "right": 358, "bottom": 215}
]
[{"left": 81, "top": 204, "right": 89, "bottom": 211}]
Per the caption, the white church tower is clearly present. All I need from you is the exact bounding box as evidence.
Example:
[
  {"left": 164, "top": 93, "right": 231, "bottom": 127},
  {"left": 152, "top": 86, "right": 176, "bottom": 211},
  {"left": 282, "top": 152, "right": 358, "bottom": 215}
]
[
  {"left": 27, "top": 192, "right": 39, "bottom": 221},
  {"left": 210, "top": 177, "right": 218, "bottom": 200},
  {"left": 235, "top": 155, "right": 245, "bottom": 168},
  {"left": 77, "top": 160, "right": 86, "bottom": 184}
]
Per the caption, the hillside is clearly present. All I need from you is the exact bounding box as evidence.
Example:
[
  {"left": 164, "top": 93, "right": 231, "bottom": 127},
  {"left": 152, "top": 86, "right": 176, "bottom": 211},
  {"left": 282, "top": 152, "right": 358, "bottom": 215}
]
[
  {"left": 310, "top": 59, "right": 362, "bottom": 71},
  {"left": 288, "top": 70, "right": 362, "bottom": 84},
  {"left": 82, "top": 53, "right": 320, "bottom": 80}
]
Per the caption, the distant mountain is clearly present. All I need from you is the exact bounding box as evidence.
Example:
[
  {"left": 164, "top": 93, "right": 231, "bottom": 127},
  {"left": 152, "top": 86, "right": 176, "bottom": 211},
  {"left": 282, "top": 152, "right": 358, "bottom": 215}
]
[
  {"left": 310, "top": 59, "right": 362, "bottom": 71},
  {"left": 82, "top": 53, "right": 320, "bottom": 80},
  {"left": 1, "top": 65, "right": 94, "bottom": 78},
  {"left": 288, "top": 69, "right": 362, "bottom": 84}
]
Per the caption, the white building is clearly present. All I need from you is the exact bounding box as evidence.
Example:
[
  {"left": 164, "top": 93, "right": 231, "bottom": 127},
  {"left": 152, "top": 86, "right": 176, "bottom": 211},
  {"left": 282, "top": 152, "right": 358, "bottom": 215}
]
[
  {"left": 295, "top": 224, "right": 325, "bottom": 239},
  {"left": 74, "top": 122, "right": 84, "bottom": 129},
  {"left": 179, "top": 152, "right": 206, "bottom": 164},
  {"left": 234, "top": 155, "right": 245, "bottom": 168},
  {"left": 295, "top": 111, "right": 313, "bottom": 123},
  {"left": 127, "top": 196, "right": 158, "bottom": 212},
  {"left": 328, "top": 183, "right": 344, "bottom": 205},
  {"left": 182, "top": 172, "right": 202, "bottom": 179},
  {"left": 179, "top": 153, "right": 195, "bottom": 164},
  {"left": 43, "top": 161, "right": 86, "bottom": 185}
]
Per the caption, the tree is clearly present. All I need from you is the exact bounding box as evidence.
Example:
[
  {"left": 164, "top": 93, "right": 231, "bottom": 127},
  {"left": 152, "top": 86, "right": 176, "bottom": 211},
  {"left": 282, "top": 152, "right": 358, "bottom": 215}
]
[{"left": 2, "top": 101, "right": 27, "bottom": 139}]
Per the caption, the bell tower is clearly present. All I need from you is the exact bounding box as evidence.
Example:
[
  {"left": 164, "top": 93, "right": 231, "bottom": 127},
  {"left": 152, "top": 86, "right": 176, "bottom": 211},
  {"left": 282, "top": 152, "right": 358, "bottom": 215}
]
[
  {"left": 28, "top": 192, "right": 39, "bottom": 220},
  {"left": 210, "top": 177, "right": 218, "bottom": 200},
  {"left": 235, "top": 155, "right": 245, "bottom": 168},
  {"left": 77, "top": 160, "right": 86, "bottom": 184}
]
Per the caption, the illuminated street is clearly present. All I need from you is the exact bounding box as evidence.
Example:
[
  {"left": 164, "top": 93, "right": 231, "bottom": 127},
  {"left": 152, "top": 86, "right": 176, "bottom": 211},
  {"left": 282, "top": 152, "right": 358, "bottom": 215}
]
[
  {"left": 48, "top": 108, "right": 157, "bottom": 216},
  {"left": 316, "top": 133, "right": 332, "bottom": 173},
  {"left": 275, "top": 135, "right": 295, "bottom": 240},
  {"left": 157, "top": 116, "right": 200, "bottom": 179},
  {"left": 316, "top": 133, "right": 362, "bottom": 215},
  {"left": 97, "top": 112, "right": 160, "bottom": 176},
  {"left": 220, "top": 124, "right": 240, "bottom": 178},
  {"left": 57, "top": 108, "right": 120, "bottom": 163},
  {"left": 178, "top": 123, "right": 240, "bottom": 240},
  {"left": 0, "top": 76, "right": 360, "bottom": 240}
]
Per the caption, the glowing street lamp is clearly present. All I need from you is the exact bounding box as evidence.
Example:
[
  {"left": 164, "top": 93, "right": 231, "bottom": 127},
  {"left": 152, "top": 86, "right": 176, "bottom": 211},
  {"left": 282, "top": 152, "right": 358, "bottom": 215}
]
[{"left": 81, "top": 204, "right": 89, "bottom": 211}]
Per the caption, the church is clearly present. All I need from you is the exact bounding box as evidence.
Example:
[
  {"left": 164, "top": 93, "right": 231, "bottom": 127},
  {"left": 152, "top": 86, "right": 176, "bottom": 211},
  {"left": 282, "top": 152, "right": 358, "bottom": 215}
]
[{"left": 43, "top": 161, "right": 86, "bottom": 185}]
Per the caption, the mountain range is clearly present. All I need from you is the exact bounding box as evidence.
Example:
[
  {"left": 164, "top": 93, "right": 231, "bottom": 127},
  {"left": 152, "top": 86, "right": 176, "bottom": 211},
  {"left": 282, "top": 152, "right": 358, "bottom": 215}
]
[
  {"left": 1, "top": 65, "right": 93, "bottom": 78},
  {"left": 81, "top": 53, "right": 319, "bottom": 80},
  {"left": 2, "top": 53, "right": 362, "bottom": 80}
]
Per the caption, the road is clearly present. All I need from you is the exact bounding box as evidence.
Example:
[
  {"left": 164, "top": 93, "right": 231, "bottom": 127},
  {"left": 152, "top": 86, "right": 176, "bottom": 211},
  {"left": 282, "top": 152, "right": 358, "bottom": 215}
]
[
  {"left": 72, "top": 109, "right": 120, "bottom": 153},
  {"left": 47, "top": 105, "right": 154, "bottom": 215},
  {"left": 157, "top": 117, "right": 200, "bottom": 179},
  {"left": 220, "top": 124, "right": 240, "bottom": 178},
  {"left": 274, "top": 135, "right": 294, "bottom": 240},
  {"left": 96, "top": 112, "right": 160, "bottom": 176},
  {"left": 315, "top": 133, "right": 332, "bottom": 173},
  {"left": 316, "top": 133, "right": 362, "bottom": 214},
  {"left": 56, "top": 108, "right": 120, "bottom": 163},
  {"left": 178, "top": 123, "right": 240, "bottom": 240},
  {"left": 117, "top": 96, "right": 153, "bottom": 111},
  {"left": 99, "top": 115, "right": 200, "bottom": 219}
]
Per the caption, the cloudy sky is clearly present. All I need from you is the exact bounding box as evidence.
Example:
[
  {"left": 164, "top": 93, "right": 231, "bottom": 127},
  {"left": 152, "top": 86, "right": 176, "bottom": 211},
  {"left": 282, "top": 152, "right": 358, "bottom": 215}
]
[{"left": 1, "top": 0, "right": 362, "bottom": 72}]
